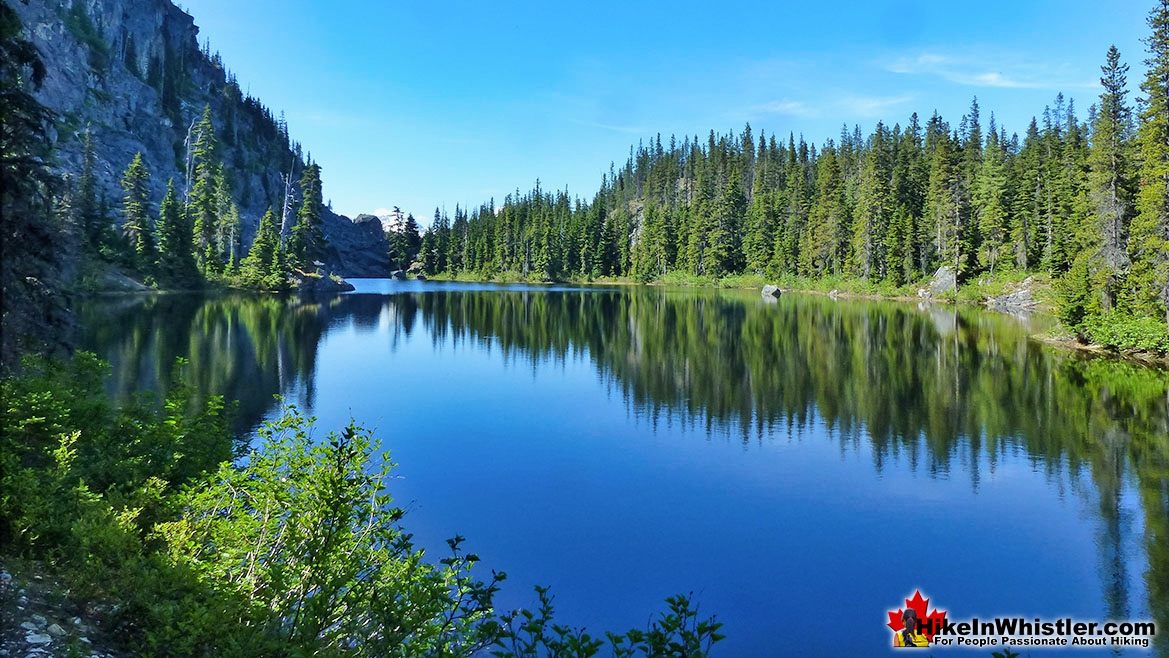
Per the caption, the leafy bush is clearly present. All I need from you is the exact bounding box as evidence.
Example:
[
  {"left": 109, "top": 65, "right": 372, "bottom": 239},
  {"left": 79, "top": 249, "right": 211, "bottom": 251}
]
[
  {"left": 1081, "top": 312, "right": 1169, "bottom": 354},
  {"left": 160, "top": 406, "right": 504, "bottom": 656},
  {"left": 1, "top": 355, "right": 725, "bottom": 657}
]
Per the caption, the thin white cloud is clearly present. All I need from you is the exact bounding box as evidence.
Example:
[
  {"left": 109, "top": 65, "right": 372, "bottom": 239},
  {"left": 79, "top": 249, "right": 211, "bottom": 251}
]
[
  {"left": 752, "top": 99, "right": 815, "bottom": 117},
  {"left": 568, "top": 118, "right": 648, "bottom": 134},
  {"left": 887, "top": 53, "right": 950, "bottom": 74},
  {"left": 839, "top": 95, "right": 914, "bottom": 117},
  {"left": 886, "top": 52, "right": 1095, "bottom": 91}
]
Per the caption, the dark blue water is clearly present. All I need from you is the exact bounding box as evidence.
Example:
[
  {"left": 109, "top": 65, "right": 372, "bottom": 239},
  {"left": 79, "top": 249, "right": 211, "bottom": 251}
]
[{"left": 78, "top": 280, "right": 1169, "bottom": 656}]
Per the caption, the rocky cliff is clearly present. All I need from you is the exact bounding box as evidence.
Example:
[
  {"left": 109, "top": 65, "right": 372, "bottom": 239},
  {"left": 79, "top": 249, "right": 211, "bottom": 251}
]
[{"left": 10, "top": 0, "right": 389, "bottom": 276}]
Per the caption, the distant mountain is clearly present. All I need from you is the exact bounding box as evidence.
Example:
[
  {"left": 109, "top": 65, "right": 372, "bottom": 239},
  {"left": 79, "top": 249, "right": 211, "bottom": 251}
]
[
  {"left": 11, "top": 0, "right": 389, "bottom": 276},
  {"left": 358, "top": 207, "right": 410, "bottom": 234}
]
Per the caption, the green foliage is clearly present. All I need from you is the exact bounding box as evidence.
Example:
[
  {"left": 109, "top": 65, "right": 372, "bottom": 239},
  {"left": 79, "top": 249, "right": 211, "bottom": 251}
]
[
  {"left": 120, "top": 152, "right": 155, "bottom": 268},
  {"left": 1, "top": 354, "right": 724, "bottom": 657},
  {"left": 160, "top": 406, "right": 504, "bottom": 656},
  {"left": 189, "top": 105, "right": 222, "bottom": 275},
  {"left": 236, "top": 208, "right": 287, "bottom": 290},
  {"left": 77, "top": 128, "right": 104, "bottom": 248},
  {"left": 288, "top": 162, "right": 325, "bottom": 270},
  {"left": 153, "top": 179, "right": 199, "bottom": 286},
  {"left": 1080, "top": 312, "right": 1169, "bottom": 353},
  {"left": 1126, "top": 0, "right": 1169, "bottom": 323},
  {"left": 0, "top": 351, "right": 230, "bottom": 600},
  {"left": 494, "top": 587, "right": 723, "bottom": 658}
]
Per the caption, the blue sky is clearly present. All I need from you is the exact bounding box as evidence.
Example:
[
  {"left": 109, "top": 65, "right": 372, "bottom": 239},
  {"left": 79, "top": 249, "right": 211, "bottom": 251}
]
[{"left": 182, "top": 0, "right": 1151, "bottom": 222}]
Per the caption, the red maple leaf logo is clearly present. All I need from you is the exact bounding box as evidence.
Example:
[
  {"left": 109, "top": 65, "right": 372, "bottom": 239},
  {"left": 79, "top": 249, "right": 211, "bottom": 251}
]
[{"left": 887, "top": 590, "right": 948, "bottom": 641}]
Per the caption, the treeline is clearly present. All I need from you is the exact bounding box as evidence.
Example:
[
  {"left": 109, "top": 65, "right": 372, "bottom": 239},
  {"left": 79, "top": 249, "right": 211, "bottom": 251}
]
[
  {"left": 422, "top": 3, "right": 1169, "bottom": 351},
  {"left": 79, "top": 105, "right": 328, "bottom": 291}
]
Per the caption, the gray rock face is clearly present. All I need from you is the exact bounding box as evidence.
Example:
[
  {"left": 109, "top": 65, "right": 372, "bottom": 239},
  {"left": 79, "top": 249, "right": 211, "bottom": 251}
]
[
  {"left": 294, "top": 273, "right": 355, "bottom": 296},
  {"left": 390, "top": 270, "right": 406, "bottom": 280},
  {"left": 761, "top": 284, "right": 781, "bottom": 298},
  {"left": 929, "top": 266, "right": 957, "bottom": 295},
  {"left": 986, "top": 276, "right": 1040, "bottom": 313},
  {"left": 96, "top": 268, "right": 151, "bottom": 292},
  {"left": 323, "top": 212, "right": 389, "bottom": 277},
  {"left": 11, "top": 0, "right": 387, "bottom": 277}
]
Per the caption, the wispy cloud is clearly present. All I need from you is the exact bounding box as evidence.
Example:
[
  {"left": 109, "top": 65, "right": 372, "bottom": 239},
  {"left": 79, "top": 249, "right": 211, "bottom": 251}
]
[
  {"left": 751, "top": 99, "right": 815, "bottom": 117},
  {"left": 568, "top": 118, "right": 648, "bottom": 134},
  {"left": 841, "top": 95, "right": 913, "bottom": 117},
  {"left": 886, "top": 52, "right": 1095, "bottom": 91}
]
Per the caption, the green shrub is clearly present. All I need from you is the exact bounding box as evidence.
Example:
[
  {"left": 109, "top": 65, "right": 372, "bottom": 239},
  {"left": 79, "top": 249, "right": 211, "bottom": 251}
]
[
  {"left": 1081, "top": 313, "right": 1169, "bottom": 354},
  {"left": 1, "top": 355, "right": 724, "bottom": 656}
]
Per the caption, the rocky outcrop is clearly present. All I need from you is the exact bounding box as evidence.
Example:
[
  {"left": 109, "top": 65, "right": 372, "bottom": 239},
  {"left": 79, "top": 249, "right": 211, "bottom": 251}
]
[
  {"left": 293, "top": 272, "right": 355, "bottom": 296},
  {"left": 986, "top": 277, "right": 1040, "bottom": 313},
  {"left": 761, "top": 284, "right": 781, "bottom": 298},
  {"left": 321, "top": 212, "right": 390, "bottom": 277},
  {"left": 930, "top": 266, "right": 957, "bottom": 294},
  {"left": 919, "top": 266, "right": 956, "bottom": 299},
  {"left": 11, "top": 0, "right": 386, "bottom": 278},
  {"left": 94, "top": 267, "right": 151, "bottom": 293}
]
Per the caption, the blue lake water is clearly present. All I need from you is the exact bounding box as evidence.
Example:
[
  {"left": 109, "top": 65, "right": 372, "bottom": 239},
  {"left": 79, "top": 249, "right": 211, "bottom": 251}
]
[{"left": 78, "top": 280, "right": 1169, "bottom": 656}]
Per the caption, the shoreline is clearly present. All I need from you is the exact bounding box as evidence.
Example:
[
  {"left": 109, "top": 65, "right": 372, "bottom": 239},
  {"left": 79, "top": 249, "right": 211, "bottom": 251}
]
[
  {"left": 78, "top": 267, "right": 1168, "bottom": 370},
  {"left": 422, "top": 271, "right": 1169, "bottom": 370}
]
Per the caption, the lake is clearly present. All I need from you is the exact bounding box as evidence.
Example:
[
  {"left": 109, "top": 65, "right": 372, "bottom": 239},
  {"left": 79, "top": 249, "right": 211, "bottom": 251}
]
[{"left": 78, "top": 280, "right": 1169, "bottom": 656}]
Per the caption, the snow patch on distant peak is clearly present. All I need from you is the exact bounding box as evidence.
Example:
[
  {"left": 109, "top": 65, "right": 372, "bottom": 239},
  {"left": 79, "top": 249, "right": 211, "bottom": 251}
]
[{"left": 368, "top": 206, "right": 408, "bottom": 233}]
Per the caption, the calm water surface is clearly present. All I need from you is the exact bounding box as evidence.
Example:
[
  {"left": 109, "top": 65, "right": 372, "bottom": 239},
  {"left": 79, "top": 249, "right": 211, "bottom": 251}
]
[{"left": 78, "top": 280, "right": 1169, "bottom": 656}]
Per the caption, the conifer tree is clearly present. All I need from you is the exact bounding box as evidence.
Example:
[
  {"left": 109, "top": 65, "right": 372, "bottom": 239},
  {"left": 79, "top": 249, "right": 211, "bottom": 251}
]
[
  {"left": 1063, "top": 45, "right": 1139, "bottom": 325},
  {"left": 852, "top": 123, "right": 892, "bottom": 279},
  {"left": 801, "top": 145, "right": 848, "bottom": 276},
  {"left": 1011, "top": 119, "right": 1044, "bottom": 270},
  {"left": 77, "top": 128, "right": 102, "bottom": 247},
  {"left": 1127, "top": 0, "right": 1169, "bottom": 323},
  {"left": 288, "top": 162, "right": 324, "bottom": 270},
  {"left": 119, "top": 152, "right": 154, "bottom": 266},
  {"left": 213, "top": 165, "right": 241, "bottom": 270},
  {"left": 975, "top": 126, "right": 1011, "bottom": 276},
  {"left": 154, "top": 179, "right": 197, "bottom": 284},
  {"left": 240, "top": 208, "right": 284, "bottom": 288},
  {"left": 1089, "top": 45, "right": 1137, "bottom": 298},
  {"left": 188, "top": 105, "right": 220, "bottom": 274}
]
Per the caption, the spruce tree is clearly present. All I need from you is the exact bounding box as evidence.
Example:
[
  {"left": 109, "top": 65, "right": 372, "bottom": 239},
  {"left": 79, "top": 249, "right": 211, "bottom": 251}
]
[
  {"left": 240, "top": 208, "right": 283, "bottom": 288},
  {"left": 801, "top": 145, "right": 848, "bottom": 276},
  {"left": 154, "top": 179, "right": 197, "bottom": 284},
  {"left": 1127, "top": 0, "right": 1169, "bottom": 323},
  {"left": 1063, "top": 45, "right": 1138, "bottom": 325},
  {"left": 1011, "top": 119, "right": 1044, "bottom": 270},
  {"left": 77, "top": 128, "right": 102, "bottom": 248},
  {"left": 188, "top": 105, "right": 220, "bottom": 274},
  {"left": 852, "top": 123, "right": 892, "bottom": 279},
  {"left": 213, "top": 165, "right": 240, "bottom": 270},
  {"left": 288, "top": 162, "right": 324, "bottom": 270},
  {"left": 975, "top": 126, "right": 1011, "bottom": 276},
  {"left": 119, "top": 152, "right": 154, "bottom": 267}
]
